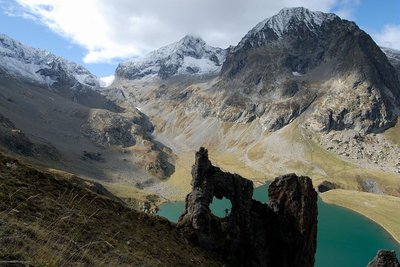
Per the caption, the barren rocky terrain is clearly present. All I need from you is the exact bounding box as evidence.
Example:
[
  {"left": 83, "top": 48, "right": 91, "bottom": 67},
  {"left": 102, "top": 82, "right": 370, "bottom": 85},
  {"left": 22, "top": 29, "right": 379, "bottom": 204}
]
[{"left": 0, "top": 72, "right": 175, "bottom": 197}]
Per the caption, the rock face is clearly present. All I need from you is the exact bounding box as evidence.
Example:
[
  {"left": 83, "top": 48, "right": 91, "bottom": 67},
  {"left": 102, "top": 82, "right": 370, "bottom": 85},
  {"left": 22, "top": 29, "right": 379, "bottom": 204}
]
[
  {"left": 268, "top": 174, "right": 318, "bottom": 267},
  {"left": 82, "top": 109, "right": 154, "bottom": 148},
  {"left": 115, "top": 35, "right": 226, "bottom": 80},
  {"left": 367, "top": 250, "right": 400, "bottom": 267},
  {"left": 218, "top": 7, "right": 400, "bottom": 133},
  {"left": 0, "top": 34, "right": 122, "bottom": 112},
  {"left": 178, "top": 148, "right": 318, "bottom": 267},
  {"left": 82, "top": 109, "right": 174, "bottom": 179}
]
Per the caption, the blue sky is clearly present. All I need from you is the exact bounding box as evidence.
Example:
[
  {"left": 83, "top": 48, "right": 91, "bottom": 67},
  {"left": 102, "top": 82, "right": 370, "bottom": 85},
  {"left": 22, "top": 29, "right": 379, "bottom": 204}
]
[
  {"left": 339, "top": 0, "right": 400, "bottom": 34},
  {"left": 0, "top": 5, "right": 118, "bottom": 76},
  {"left": 0, "top": 0, "right": 399, "bottom": 77}
]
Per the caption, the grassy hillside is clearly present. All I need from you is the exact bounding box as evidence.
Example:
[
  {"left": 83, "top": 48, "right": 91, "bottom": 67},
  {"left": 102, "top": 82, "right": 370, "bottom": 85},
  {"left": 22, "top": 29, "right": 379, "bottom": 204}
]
[{"left": 0, "top": 152, "right": 226, "bottom": 266}]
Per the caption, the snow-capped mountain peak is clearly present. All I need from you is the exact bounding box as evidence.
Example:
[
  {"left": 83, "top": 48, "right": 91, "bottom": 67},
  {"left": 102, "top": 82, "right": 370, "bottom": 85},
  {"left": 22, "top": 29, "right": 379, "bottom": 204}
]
[
  {"left": 381, "top": 46, "right": 400, "bottom": 62},
  {"left": 115, "top": 35, "right": 226, "bottom": 80},
  {"left": 164, "top": 35, "right": 207, "bottom": 55},
  {"left": 257, "top": 7, "right": 337, "bottom": 36},
  {"left": 237, "top": 7, "right": 338, "bottom": 49},
  {"left": 0, "top": 34, "right": 99, "bottom": 88}
]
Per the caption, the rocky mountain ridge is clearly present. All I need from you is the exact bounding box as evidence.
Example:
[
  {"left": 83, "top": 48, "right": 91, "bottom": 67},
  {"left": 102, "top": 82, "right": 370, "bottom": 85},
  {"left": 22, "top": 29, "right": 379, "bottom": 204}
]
[
  {"left": 108, "top": 7, "right": 400, "bottom": 200},
  {"left": 0, "top": 34, "right": 99, "bottom": 89},
  {"left": 220, "top": 7, "right": 400, "bottom": 134},
  {"left": 115, "top": 35, "right": 226, "bottom": 80},
  {"left": 235, "top": 7, "right": 337, "bottom": 50},
  {"left": 114, "top": 7, "right": 400, "bottom": 136},
  {"left": 0, "top": 37, "right": 176, "bottom": 192}
]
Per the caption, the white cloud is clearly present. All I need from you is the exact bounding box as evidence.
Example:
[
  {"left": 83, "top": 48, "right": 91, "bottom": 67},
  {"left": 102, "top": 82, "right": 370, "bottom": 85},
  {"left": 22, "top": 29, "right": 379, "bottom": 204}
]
[
  {"left": 335, "top": 9, "right": 353, "bottom": 20},
  {"left": 99, "top": 75, "right": 115, "bottom": 87},
  {"left": 374, "top": 25, "right": 400, "bottom": 50},
  {"left": 7, "top": 0, "right": 355, "bottom": 63},
  {"left": 332, "top": 0, "right": 361, "bottom": 20}
]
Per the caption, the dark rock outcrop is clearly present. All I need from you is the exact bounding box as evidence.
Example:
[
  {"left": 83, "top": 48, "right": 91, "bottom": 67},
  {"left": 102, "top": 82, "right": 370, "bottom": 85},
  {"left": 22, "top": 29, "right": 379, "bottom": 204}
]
[
  {"left": 178, "top": 147, "right": 318, "bottom": 267},
  {"left": 317, "top": 181, "right": 339, "bottom": 193},
  {"left": 367, "top": 250, "right": 400, "bottom": 267}
]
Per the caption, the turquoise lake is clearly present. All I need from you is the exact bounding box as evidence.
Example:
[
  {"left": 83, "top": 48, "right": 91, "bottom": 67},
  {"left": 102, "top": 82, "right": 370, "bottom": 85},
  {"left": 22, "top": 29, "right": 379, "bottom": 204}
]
[{"left": 157, "top": 184, "right": 400, "bottom": 267}]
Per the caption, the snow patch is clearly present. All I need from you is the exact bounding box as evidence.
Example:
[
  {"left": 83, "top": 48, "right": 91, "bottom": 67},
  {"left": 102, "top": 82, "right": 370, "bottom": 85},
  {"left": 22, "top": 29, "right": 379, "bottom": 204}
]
[
  {"left": 181, "top": 57, "right": 221, "bottom": 74},
  {"left": 292, "top": 71, "right": 303, "bottom": 77},
  {"left": 0, "top": 34, "right": 99, "bottom": 88}
]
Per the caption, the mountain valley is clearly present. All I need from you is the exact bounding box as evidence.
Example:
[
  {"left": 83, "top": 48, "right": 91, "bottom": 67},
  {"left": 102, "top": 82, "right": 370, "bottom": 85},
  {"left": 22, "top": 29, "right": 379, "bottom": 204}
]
[
  {"left": 105, "top": 8, "right": 400, "bottom": 202},
  {"left": 1, "top": 6, "right": 400, "bottom": 266},
  {"left": 0, "top": 34, "right": 175, "bottom": 198}
]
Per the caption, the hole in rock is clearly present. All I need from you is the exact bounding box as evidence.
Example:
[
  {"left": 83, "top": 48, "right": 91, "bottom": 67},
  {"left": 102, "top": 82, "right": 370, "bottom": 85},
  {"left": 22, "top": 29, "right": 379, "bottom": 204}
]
[{"left": 210, "top": 196, "right": 232, "bottom": 218}]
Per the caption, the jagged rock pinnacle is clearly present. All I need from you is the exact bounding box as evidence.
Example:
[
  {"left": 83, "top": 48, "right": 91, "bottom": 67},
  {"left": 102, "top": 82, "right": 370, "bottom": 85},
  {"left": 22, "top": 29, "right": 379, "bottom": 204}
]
[{"left": 178, "top": 147, "right": 318, "bottom": 266}]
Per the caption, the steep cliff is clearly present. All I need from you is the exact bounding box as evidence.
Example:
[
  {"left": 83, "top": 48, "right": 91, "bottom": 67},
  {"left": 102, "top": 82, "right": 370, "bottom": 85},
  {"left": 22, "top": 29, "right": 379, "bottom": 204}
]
[{"left": 219, "top": 7, "right": 399, "bottom": 133}]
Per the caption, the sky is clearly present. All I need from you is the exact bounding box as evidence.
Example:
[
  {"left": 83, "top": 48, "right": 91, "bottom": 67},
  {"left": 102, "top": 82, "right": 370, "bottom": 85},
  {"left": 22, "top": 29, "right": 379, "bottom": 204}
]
[{"left": 0, "top": 0, "right": 399, "bottom": 77}]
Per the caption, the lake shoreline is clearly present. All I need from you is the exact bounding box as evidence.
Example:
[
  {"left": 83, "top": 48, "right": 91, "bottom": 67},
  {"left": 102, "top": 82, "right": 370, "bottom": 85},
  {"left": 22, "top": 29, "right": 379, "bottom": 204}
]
[
  {"left": 335, "top": 204, "right": 400, "bottom": 245},
  {"left": 156, "top": 181, "right": 400, "bottom": 247},
  {"left": 157, "top": 183, "right": 400, "bottom": 267},
  {"left": 321, "top": 193, "right": 400, "bottom": 245},
  {"left": 252, "top": 182, "right": 400, "bottom": 246}
]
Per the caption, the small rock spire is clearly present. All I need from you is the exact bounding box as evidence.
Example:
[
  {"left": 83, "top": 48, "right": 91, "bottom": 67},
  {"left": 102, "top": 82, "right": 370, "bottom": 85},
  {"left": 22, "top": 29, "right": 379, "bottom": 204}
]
[{"left": 367, "top": 250, "right": 400, "bottom": 267}]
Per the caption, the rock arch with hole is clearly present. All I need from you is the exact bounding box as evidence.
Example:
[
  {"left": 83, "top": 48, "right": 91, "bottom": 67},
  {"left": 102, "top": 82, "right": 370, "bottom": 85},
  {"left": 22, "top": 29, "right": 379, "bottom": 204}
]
[{"left": 178, "top": 147, "right": 318, "bottom": 267}]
